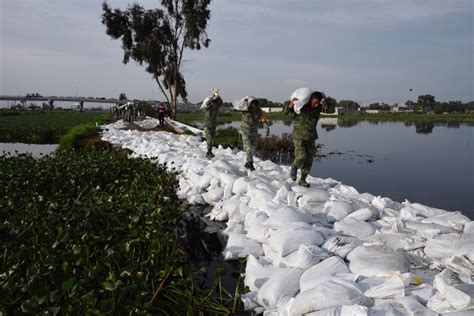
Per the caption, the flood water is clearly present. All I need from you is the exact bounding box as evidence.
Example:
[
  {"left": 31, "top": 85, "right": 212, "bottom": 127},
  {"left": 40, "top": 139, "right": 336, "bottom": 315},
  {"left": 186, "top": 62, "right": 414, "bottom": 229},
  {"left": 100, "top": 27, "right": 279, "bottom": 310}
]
[
  {"left": 0, "top": 142, "right": 58, "bottom": 157},
  {"left": 221, "top": 119, "right": 474, "bottom": 218}
]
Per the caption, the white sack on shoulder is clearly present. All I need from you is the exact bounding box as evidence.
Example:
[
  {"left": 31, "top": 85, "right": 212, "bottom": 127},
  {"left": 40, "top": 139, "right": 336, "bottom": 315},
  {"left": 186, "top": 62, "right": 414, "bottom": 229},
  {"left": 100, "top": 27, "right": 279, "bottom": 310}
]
[
  {"left": 290, "top": 87, "right": 313, "bottom": 115},
  {"left": 233, "top": 96, "right": 255, "bottom": 111}
]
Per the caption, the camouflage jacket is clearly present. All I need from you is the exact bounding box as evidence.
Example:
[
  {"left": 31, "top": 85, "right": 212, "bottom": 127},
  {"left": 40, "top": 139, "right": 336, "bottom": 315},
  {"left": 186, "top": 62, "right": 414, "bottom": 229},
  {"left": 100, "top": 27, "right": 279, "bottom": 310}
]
[
  {"left": 203, "top": 96, "right": 223, "bottom": 128},
  {"left": 283, "top": 104, "right": 321, "bottom": 140},
  {"left": 241, "top": 106, "right": 264, "bottom": 136}
]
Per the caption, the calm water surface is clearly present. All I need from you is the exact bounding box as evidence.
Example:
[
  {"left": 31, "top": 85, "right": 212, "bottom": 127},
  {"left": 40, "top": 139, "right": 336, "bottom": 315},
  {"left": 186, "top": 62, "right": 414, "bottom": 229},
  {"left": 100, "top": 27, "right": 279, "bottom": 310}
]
[
  {"left": 0, "top": 143, "right": 58, "bottom": 157},
  {"left": 222, "top": 119, "right": 474, "bottom": 217}
]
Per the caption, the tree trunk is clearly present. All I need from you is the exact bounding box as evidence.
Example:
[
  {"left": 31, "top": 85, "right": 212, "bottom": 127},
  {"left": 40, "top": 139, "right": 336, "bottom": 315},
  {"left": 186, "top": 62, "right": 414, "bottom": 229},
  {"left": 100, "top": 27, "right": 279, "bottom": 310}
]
[{"left": 171, "top": 85, "right": 178, "bottom": 119}]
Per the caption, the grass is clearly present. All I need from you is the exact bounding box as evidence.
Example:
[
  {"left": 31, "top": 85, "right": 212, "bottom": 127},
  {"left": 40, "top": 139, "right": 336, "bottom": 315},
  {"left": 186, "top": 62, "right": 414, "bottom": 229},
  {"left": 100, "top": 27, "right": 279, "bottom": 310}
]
[
  {"left": 58, "top": 114, "right": 110, "bottom": 151},
  {"left": 0, "top": 110, "right": 108, "bottom": 144}
]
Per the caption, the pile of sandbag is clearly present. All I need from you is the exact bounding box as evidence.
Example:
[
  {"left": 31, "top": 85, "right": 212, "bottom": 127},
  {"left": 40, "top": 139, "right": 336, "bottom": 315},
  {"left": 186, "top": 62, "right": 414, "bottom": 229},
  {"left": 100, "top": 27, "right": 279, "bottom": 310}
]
[{"left": 100, "top": 122, "right": 474, "bottom": 315}]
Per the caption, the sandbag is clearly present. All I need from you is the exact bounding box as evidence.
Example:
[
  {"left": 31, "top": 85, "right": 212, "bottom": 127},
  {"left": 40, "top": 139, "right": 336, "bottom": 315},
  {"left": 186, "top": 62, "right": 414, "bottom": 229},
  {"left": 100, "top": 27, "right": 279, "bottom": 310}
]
[
  {"left": 400, "top": 201, "right": 448, "bottom": 218},
  {"left": 298, "top": 188, "right": 331, "bottom": 206},
  {"left": 424, "top": 233, "right": 474, "bottom": 262},
  {"left": 256, "top": 267, "right": 304, "bottom": 310},
  {"left": 244, "top": 255, "right": 277, "bottom": 292},
  {"left": 268, "top": 222, "right": 324, "bottom": 257},
  {"left": 427, "top": 269, "right": 474, "bottom": 314},
  {"left": 282, "top": 244, "right": 329, "bottom": 270},
  {"left": 347, "top": 246, "right": 409, "bottom": 277},
  {"left": 223, "top": 232, "right": 264, "bottom": 260},
  {"left": 363, "top": 276, "right": 407, "bottom": 299},
  {"left": 300, "top": 256, "right": 351, "bottom": 292},
  {"left": 334, "top": 218, "right": 377, "bottom": 240},
  {"left": 201, "top": 187, "right": 224, "bottom": 205},
  {"left": 305, "top": 305, "right": 368, "bottom": 316},
  {"left": 232, "top": 177, "right": 250, "bottom": 195},
  {"left": 290, "top": 87, "right": 313, "bottom": 115},
  {"left": 289, "top": 277, "right": 372, "bottom": 315},
  {"left": 323, "top": 200, "right": 355, "bottom": 221},
  {"left": 262, "top": 207, "right": 314, "bottom": 229},
  {"left": 464, "top": 221, "right": 474, "bottom": 234},
  {"left": 322, "top": 235, "right": 363, "bottom": 258},
  {"left": 233, "top": 96, "right": 255, "bottom": 111},
  {"left": 369, "top": 295, "right": 437, "bottom": 315},
  {"left": 422, "top": 212, "right": 471, "bottom": 231},
  {"left": 346, "top": 207, "right": 376, "bottom": 221}
]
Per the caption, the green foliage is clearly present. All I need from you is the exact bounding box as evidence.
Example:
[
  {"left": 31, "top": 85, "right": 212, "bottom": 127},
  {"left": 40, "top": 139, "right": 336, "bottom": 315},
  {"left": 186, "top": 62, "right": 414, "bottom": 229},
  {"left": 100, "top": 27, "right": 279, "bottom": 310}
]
[
  {"left": 136, "top": 101, "right": 156, "bottom": 118},
  {"left": 0, "top": 111, "right": 107, "bottom": 144},
  {"left": 58, "top": 114, "right": 110, "bottom": 151},
  {"left": 0, "top": 150, "right": 229, "bottom": 315}
]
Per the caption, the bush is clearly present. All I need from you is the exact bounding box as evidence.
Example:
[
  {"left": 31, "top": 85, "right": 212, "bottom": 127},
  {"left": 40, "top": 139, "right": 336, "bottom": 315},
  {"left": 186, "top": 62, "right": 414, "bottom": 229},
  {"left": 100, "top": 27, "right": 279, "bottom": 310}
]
[
  {"left": 0, "top": 150, "right": 228, "bottom": 314},
  {"left": 58, "top": 114, "right": 110, "bottom": 150}
]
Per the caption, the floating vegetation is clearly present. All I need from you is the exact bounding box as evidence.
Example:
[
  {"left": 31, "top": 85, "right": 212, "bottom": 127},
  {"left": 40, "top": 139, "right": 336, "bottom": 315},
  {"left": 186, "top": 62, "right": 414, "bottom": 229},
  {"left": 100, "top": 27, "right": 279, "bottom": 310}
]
[{"left": 0, "top": 150, "right": 231, "bottom": 314}]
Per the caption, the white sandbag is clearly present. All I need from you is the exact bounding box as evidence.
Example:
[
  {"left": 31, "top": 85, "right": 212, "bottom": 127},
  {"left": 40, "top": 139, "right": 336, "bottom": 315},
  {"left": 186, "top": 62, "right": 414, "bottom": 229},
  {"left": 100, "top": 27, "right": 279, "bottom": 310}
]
[
  {"left": 299, "top": 188, "right": 331, "bottom": 206},
  {"left": 233, "top": 96, "right": 255, "bottom": 111},
  {"left": 364, "top": 233, "right": 425, "bottom": 251},
  {"left": 334, "top": 218, "right": 377, "bottom": 240},
  {"left": 209, "top": 197, "right": 241, "bottom": 222},
  {"left": 347, "top": 246, "right": 409, "bottom": 277},
  {"left": 438, "top": 256, "right": 474, "bottom": 277},
  {"left": 290, "top": 87, "right": 313, "bottom": 115},
  {"left": 246, "top": 222, "right": 272, "bottom": 244},
  {"left": 241, "top": 292, "right": 259, "bottom": 311},
  {"left": 322, "top": 235, "right": 363, "bottom": 258},
  {"left": 300, "top": 256, "right": 351, "bottom": 292},
  {"left": 201, "top": 187, "right": 224, "bottom": 205},
  {"left": 282, "top": 244, "right": 329, "bottom": 270},
  {"left": 369, "top": 295, "right": 437, "bottom": 315},
  {"left": 363, "top": 277, "right": 407, "bottom": 299},
  {"left": 346, "top": 207, "right": 376, "bottom": 221},
  {"left": 464, "top": 222, "right": 474, "bottom": 234},
  {"left": 248, "top": 189, "right": 275, "bottom": 211},
  {"left": 323, "top": 200, "right": 355, "bottom": 221},
  {"left": 223, "top": 223, "right": 245, "bottom": 235},
  {"left": 257, "top": 267, "right": 304, "bottom": 309},
  {"left": 223, "top": 232, "right": 263, "bottom": 260},
  {"left": 400, "top": 201, "right": 448, "bottom": 218},
  {"left": 406, "top": 284, "right": 435, "bottom": 305},
  {"left": 200, "top": 95, "right": 213, "bottom": 109},
  {"left": 289, "top": 277, "right": 372, "bottom": 315},
  {"left": 262, "top": 207, "right": 314, "bottom": 229},
  {"left": 244, "top": 255, "right": 278, "bottom": 292},
  {"left": 305, "top": 305, "right": 368, "bottom": 316},
  {"left": 232, "top": 177, "right": 250, "bottom": 195},
  {"left": 422, "top": 212, "right": 471, "bottom": 231},
  {"left": 424, "top": 233, "right": 474, "bottom": 262},
  {"left": 427, "top": 269, "right": 474, "bottom": 313},
  {"left": 268, "top": 222, "right": 325, "bottom": 256}
]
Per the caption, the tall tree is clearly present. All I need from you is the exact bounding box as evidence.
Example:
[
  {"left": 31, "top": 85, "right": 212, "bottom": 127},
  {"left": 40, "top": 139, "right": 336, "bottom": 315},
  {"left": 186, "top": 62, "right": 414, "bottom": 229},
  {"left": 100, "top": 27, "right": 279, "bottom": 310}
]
[{"left": 102, "top": 0, "right": 212, "bottom": 119}]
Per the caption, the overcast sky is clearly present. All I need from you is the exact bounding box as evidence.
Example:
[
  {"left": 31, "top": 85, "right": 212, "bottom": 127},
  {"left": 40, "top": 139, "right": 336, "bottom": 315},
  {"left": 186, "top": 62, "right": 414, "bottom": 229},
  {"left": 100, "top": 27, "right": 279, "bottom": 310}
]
[{"left": 1, "top": 0, "right": 473, "bottom": 105}]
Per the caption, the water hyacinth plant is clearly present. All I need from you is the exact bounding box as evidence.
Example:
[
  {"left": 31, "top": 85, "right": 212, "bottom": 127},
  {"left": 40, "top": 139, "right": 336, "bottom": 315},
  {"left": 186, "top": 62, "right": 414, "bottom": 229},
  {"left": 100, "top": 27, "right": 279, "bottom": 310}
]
[{"left": 0, "top": 150, "right": 230, "bottom": 315}]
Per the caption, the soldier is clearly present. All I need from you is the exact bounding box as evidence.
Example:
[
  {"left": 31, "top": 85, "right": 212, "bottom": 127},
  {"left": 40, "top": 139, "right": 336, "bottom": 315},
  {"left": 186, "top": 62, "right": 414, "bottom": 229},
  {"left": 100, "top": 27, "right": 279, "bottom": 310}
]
[
  {"left": 157, "top": 102, "right": 167, "bottom": 126},
  {"left": 283, "top": 91, "right": 327, "bottom": 187},
  {"left": 202, "top": 89, "right": 223, "bottom": 158},
  {"left": 240, "top": 98, "right": 269, "bottom": 171}
]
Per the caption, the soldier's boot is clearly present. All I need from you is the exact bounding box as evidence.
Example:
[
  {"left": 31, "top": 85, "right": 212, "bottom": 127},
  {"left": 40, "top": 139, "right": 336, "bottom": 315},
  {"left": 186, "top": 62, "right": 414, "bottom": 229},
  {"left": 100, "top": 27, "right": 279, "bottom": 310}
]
[
  {"left": 290, "top": 164, "right": 297, "bottom": 181},
  {"left": 206, "top": 149, "right": 215, "bottom": 158},
  {"left": 298, "top": 173, "right": 310, "bottom": 187},
  {"left": 245, "top": 161, "right": 255, "bottom": 171}
]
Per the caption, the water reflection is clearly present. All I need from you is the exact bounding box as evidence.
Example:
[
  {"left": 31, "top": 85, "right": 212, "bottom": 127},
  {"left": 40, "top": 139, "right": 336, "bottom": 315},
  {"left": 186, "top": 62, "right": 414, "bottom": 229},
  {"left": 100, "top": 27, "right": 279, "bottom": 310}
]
[{"left": 0, "top": 143, "right": 58, "bottom": 157}]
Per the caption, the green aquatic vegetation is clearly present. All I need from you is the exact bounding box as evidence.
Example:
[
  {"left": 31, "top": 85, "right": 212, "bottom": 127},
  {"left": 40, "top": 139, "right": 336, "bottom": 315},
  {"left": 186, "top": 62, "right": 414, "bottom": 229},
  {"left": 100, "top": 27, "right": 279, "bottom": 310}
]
[
  {"left": 0, "top": 150, "right": 230, "bottom": 314},
  {"left": 0, "top": 111, "right": 107, "bottom": 144},
  {"left": 58, "top": 114, "right": 110, "bottom": 150}
]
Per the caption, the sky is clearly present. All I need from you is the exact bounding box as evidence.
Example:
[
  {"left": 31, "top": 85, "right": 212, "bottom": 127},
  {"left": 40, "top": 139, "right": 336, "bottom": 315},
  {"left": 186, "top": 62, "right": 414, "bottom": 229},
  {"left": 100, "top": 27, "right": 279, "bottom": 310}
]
[{"left": 0, "top": 0, "right": 473, "bottom": 105}]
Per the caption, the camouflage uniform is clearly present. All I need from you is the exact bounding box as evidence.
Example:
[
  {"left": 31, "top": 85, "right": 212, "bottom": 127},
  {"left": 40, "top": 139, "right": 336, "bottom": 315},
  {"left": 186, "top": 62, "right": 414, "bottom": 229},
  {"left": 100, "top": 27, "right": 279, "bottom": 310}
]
[
  {"left": 240, "top": 106, "right": 264, "bottom": 164},
  {"left": 283, "top": 103, "right": 321, "bottom": 175},
  {"left": 203, "top": 96, "right": 223, "bottom": 151}
]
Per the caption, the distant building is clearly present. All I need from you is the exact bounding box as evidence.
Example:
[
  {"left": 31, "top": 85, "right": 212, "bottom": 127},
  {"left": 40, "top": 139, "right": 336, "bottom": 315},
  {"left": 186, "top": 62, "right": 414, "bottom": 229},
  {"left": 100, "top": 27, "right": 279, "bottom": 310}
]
[
  {"left": 365, "top": 109, "right": 379, "bottom": 114},
  {"left": 261, "top": 107, "right": 283, "bottom": 113}
]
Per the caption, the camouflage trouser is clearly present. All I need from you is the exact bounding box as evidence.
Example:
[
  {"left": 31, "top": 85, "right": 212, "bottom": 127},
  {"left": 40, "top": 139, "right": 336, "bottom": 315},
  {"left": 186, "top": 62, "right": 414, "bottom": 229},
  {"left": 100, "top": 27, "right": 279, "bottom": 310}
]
[
  {"left": 242, "top": 132, "right": 258, "bottom": 163},
  {"left": 293, "top": 138, "right": 316, "bottom": 175},
  {"left": 204, "top": 126, "right": 216, "bottom": 150}
]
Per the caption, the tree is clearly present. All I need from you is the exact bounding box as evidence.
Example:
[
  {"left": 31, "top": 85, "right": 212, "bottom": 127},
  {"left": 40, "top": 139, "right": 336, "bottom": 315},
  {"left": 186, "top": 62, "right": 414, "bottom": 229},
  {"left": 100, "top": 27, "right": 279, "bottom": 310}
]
[
  {"left": 102, "top": 0, "right": 212, "bottom": 119},
  {"left": 119, "top": 93, "right": 127, "bottom": 101},
  {"left": 417, "top": 95, "right": 436, "bottom": 109}
]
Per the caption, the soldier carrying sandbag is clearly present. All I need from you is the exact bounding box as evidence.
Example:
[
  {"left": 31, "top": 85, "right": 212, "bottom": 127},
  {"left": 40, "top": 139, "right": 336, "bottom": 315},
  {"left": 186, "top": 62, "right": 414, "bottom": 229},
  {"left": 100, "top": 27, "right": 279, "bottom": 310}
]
[
  {"left": 238, "top": 97, "right": 269, "bottom": 171},
  {"left": 201, "top": 89, "right": 223, "bottom": 158},
  {"left": 283, "top": 89, "right": 328, "bottom": 187}
]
